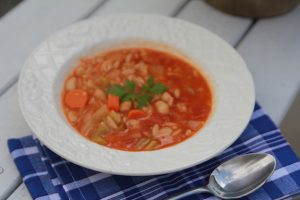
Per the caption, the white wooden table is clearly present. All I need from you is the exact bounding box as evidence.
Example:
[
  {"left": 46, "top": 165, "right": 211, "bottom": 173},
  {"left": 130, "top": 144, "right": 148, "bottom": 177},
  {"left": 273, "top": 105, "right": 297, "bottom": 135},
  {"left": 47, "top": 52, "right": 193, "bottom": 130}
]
[{"left": 1, "top": 0, "right": 299, "bottom": 199}]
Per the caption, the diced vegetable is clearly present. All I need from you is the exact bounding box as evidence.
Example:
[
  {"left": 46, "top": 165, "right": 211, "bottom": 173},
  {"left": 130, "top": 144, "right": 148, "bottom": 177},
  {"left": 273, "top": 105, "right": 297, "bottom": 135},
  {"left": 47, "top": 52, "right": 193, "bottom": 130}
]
[
  {"left": 81, "top": 120, "right": 93, "bottom": 136},
  {"left": 105, "top": 116, "right": 118, "bottom": 130},
  {"left": 128, "top": 109, "right": 147, "bottom": 119},
  {"left": 108, "top": 111, "right": 121, "bottom": 124},
  {"left": 135, "top": 138, "right": 150, "bottom": 150},
  {"left": 94, "top": 122, "right": 110, "bottom": 136},
  {"left": 145, "top": 140, "right": 158, "bottom": 150},
  {"left": 65, "top": 89, "right": 89, "bottom": 108},
  {"left": 92, "top": 105, "right": 109, "bottom": 122},
  {"left": 90, "top": 134, "right": 107, "bottom": 145},
  {"left": 172, "top": 129, "right": 182, "bottom": 136},
  {"left": 108, "top": 95, "right": 120, "bottom": 111}
]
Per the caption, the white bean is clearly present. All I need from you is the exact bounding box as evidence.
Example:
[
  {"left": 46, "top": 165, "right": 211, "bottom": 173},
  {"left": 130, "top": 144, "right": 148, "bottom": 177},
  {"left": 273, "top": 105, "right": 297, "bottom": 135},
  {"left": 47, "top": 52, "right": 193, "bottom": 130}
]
[
  {"left": 174, "top": 88, "right": 180, "bottom": 98},
  {"left": 186, "top": 129, "right": 192, "bottom": 135},
  {"left": 120, "top": 101, "right": 132, "bottom": 112},
  {"left": 65, "top": 77, "right": 76, "bottom": 90},
  {"left": 125, "top": 54, "right": 132, "bottom": 63},
  {"left": 152, "top": 124, "right": 160, "bottom": 137},
  {"left": 188, "top": 120, "right": 202, "bottom": 130},
  {"left": 127, "top": 119, "right": 140, "bottom": 129},
  {"left": 68, "top": 111, "right": 77, "bottom": 122},
  {"left": 159, "top": 127, "right": 173, "bottom": 137},
  {"left": 86, "top": 79, "right": 94, "bottom": 88},
  {"left": 75, "top": 66, "right": 85, "bottom": 76},
  {"left": 94, "top": 89, "right": 106, "bottom": 101},
  {"left": 177, "top": 103, "right": 187, "bottom": 112},
  {"left": 161, "top": 92, "right": 174, "bottom": 106},
  {"left": 122, "top": 68, "right": 135, "bottom": 76},
  {"left": 155, "top": 101, "right": 169, "bottom": 114},
  {"left": 137, "top": 63, "right": 148, "bottom": 77},
  {"left": 133, "top": 76, "right": 145, "bottom": 87},
  {"left": 113, "top": 60, "right": 120, "bottom": 68}
]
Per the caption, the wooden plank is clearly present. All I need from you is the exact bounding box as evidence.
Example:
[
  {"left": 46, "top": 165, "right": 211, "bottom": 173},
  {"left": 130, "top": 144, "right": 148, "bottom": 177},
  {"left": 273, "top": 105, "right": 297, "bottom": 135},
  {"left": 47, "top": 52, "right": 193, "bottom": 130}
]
[
  {"left": 7, "top": 184, "right": 31, "bottom": 200},
  {"left": 0, "top": 0, "right": 104, "bottom": 94},
  {"left": 0, "top": 85, "right": 32, "bottom": 199},
  {"left": 177, "top": 0, "right": 252, "bottom": 46},
  {"left": 237, "top": 4, "right": 300, "bottom": 125},
  {"left": 92, "top": 0, "right": 187, "bottom": 16}
]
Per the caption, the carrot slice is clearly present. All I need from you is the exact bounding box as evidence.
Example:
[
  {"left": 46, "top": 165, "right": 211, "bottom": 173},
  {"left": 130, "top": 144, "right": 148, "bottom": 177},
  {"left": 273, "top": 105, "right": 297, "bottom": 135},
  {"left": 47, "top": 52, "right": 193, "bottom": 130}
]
[
  {"left": 128, "top": 109, "right": 147, "bottom": 119},
  {"left": 65, "top": 89, "right": 89, "bottom": 108},
  {"left": 108, "top": 95, "right": 120, "bottom": 111}
]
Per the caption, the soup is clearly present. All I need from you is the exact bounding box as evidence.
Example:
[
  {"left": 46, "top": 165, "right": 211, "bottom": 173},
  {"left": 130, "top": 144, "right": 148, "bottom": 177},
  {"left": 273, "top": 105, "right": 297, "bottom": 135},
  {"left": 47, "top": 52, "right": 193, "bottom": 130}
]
[{"left": 62, "top": 47, "right": 212, "bottom": 151}]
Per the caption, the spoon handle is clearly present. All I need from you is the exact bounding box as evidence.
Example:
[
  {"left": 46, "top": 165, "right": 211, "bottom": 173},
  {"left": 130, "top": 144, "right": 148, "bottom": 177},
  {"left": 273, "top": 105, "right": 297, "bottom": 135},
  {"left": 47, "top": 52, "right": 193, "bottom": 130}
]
[{"left": 167, "top": 185, "right": 212, "bottom": 200}]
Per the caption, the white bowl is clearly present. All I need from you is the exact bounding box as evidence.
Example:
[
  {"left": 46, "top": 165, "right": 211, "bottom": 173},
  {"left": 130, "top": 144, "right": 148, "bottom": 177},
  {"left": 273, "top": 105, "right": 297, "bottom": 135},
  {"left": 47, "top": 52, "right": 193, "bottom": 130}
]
[{"left": 18, "top": 14, "right": 255, "bottom": 176}]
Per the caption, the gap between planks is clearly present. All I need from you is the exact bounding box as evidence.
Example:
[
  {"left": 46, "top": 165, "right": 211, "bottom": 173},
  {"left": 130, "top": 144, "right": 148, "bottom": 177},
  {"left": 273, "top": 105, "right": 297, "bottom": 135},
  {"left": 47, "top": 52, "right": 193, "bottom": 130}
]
[{"left": 234, "top": 18, "right": 258, "bottom": 48}]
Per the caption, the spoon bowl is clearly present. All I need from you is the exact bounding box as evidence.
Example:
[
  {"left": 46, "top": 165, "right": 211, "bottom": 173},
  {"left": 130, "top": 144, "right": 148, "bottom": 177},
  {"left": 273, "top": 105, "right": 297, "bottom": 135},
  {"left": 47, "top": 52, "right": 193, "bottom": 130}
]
[{"left": 169, "top": 153, "right": 276, "bottom": 199}]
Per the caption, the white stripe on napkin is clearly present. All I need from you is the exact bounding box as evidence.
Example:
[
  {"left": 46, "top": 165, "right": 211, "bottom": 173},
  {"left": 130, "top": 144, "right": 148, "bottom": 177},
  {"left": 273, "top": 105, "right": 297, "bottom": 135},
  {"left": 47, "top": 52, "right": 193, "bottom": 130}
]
[
  {"left": 23, "top": 171, "right": 48, "bottom": 182},
  {"left": 51, "top": 178, "right": 61, "bottom": 186},
  {"left": 63, "top": 173, "right": 111, "bottom": 192},
  {"left": 269, "top": 162, "right": 300, "bottom": 181},
  {"left": 11, "top": 146, "right": 39, "bottom": 159}
]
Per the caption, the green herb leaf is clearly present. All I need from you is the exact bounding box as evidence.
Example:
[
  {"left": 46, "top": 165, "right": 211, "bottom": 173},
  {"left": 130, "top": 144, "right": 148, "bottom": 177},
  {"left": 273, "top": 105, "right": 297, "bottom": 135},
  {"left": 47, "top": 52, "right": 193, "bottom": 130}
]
[
  {"left": 137, "top": 93, "right": 152, "bottom": 108},
  {"left": 141, "top": 84, "right": 150, "bottom": 92},
  {"left": 147, "top": 76, "right": 154, "bottom": 86},
  {"left": 106, "top": 76, "right": 168, "bottom": 109},
  {"left": 122, "top": 93, "right": 137, "bottom": 102},
  {"left": 150, "top": 83, "right": 168, "bottom": 94},
  {"left": 124, "top": 80, "right": 135, "bottom": 92},
  {"left": 107, "top": 85, "right": 127, "bottom": 97}
]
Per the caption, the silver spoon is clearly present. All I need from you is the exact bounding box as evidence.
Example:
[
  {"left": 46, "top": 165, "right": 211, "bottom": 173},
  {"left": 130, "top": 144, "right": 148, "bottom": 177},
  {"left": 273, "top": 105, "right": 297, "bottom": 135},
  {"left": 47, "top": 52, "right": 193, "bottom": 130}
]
[{"left": 168, "top": 153, "right": 276, "bottom": 199}]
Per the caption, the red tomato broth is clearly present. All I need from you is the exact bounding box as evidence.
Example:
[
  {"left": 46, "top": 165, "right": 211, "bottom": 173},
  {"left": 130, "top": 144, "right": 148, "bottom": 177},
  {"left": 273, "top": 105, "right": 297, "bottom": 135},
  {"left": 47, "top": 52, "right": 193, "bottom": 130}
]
[{"left": 62, "top": 47, "right": 212, "bottom": 151}]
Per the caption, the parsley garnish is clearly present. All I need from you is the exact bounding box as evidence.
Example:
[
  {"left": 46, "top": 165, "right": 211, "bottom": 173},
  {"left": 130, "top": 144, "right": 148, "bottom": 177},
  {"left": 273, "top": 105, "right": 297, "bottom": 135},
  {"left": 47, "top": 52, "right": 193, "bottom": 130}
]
[{"left": 107, "top": 76, "right": 168, "bottom": 108}]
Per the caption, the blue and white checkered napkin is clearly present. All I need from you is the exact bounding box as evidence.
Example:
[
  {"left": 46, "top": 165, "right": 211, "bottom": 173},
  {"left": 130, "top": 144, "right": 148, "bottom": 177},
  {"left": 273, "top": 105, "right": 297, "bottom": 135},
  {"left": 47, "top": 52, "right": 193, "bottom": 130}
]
[{"left": 7, "top": 103, "right": 300, "bottom": 200}]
